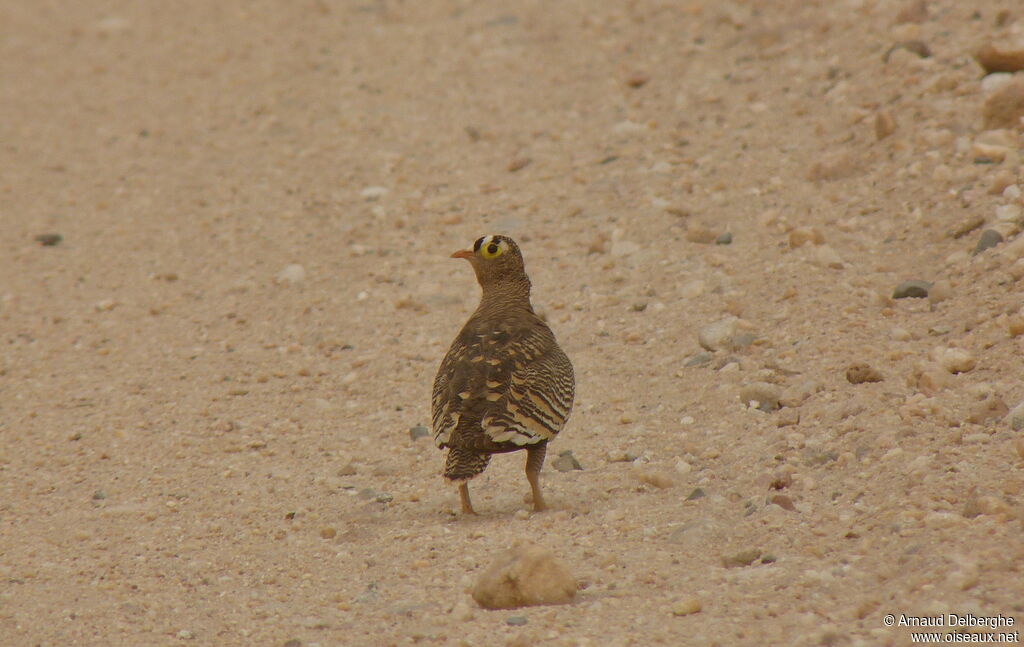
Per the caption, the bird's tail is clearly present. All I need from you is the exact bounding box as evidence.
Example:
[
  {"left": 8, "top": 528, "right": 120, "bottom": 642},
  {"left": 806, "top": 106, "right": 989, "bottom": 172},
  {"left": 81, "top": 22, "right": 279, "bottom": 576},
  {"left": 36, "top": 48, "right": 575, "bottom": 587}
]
[{"left": 444, "top": 447, "right": 491, "bottom": 481}]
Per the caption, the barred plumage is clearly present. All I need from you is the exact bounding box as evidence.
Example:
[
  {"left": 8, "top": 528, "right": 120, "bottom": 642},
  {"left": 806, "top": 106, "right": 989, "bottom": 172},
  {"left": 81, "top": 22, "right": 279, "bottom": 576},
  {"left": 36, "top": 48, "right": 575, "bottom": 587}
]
[{"left": 432, "top": 235, "right": 575, "bottom": 514}]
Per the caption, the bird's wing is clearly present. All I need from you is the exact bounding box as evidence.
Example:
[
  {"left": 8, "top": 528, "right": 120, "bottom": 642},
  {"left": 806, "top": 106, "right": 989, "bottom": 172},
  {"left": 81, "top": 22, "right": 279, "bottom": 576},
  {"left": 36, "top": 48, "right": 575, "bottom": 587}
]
[{"left": 432, "top": 318, "right": 574, "bottom": 448}]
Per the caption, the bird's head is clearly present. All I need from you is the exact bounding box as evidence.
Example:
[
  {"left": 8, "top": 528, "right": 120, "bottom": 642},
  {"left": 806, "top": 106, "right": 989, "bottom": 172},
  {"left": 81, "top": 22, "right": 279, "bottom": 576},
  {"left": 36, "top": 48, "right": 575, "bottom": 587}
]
[{"left": 451, "top": 234, "right": 530, "bottom": 294}]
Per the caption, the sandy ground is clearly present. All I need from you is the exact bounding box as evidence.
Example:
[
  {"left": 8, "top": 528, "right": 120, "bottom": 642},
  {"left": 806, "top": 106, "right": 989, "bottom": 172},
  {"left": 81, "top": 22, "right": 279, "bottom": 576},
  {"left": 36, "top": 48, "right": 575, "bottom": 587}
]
[{"left": 2, "top": 1, "right": 1023, "bottom": 645}]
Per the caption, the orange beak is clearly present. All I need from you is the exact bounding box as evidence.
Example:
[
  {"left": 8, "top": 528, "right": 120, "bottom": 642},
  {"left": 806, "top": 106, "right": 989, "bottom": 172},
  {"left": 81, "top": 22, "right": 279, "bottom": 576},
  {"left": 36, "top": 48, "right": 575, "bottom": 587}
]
[{"left": 450, "top": 249, "right": 474, "bottom": 259}]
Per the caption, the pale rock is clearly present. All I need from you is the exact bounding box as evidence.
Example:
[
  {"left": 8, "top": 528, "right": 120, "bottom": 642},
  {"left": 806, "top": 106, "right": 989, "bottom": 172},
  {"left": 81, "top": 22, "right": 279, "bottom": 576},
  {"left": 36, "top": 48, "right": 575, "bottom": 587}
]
[
  {"left": 671, "top": 596, "right": 703, "bottom": 616},
  {"left": 635, "top": 468, "right": 675, "bottom": 489},
  {"left": 931, "top": 348, "right": 976, "bottom": 374},
  {"left": 698, "top": 316, "right": 739, "bottom": 351},
  {"left": 788, "top": 227, "right": 825, "bottom": 248},
  {"left": 812, "top": 244, "right": 844, "bottom": 269},
  {"left": 739, "top": 382, "right": 782, "bottom": 412},
  {"left": 967, "top": 397, "right": 1009, "bottom": 424},
  {"left": 277, "top": 264, "right": 307, "bottom": 284},
  {"left": 780, "top": 380, "right": 823, "bottom": 407},
  {"left": 891, "top": 327, "right": 913, "bottom": 341},
  {"left": 1007, "top": 401, "right": 1024, "bottom": 431},
  {"left": 680, "top": 280, "right": 705, "bottom": 299},
  {"left": 471, "top": 541, "right": 576, "bottom": 609},
  {"left": 927, "top": 280, "right": 952, "bottom": 304}
]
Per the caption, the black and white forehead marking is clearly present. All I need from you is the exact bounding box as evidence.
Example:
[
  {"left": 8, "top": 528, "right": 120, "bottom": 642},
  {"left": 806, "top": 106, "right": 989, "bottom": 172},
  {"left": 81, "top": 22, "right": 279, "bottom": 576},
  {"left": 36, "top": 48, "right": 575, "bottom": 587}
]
[{"left": 473, "top": 235, "right": 505, "bottom": 253}]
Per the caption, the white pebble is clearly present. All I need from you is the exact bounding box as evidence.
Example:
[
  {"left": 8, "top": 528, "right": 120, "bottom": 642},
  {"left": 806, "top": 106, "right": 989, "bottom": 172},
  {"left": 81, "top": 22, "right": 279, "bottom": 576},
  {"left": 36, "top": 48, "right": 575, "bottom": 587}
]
[{"left": 276, "top": 264, "right": 306, "bottom": 284}]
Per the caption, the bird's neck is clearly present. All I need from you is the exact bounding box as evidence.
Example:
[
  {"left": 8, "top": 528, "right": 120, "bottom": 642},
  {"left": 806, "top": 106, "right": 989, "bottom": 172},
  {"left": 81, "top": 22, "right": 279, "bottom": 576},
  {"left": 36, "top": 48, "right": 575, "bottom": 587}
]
[{"left": 477, "top": 278, "right": 533, "bottom": 312}]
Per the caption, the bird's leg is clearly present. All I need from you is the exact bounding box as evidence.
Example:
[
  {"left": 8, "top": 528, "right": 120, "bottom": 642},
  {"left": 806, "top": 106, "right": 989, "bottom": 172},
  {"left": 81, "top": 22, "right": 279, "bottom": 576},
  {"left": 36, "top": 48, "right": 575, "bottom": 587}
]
[
  {"left": 525, "top": 443, "right": 548, "bottom": 512},
  {"left": 458, "top": 482, "right": 477, "bottom": 515}
]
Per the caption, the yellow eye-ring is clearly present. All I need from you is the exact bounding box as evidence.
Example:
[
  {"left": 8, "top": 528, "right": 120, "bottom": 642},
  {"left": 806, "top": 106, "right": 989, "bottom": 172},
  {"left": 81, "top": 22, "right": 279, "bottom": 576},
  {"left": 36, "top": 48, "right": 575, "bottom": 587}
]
[{"left": 480, "top": 239, "right": 504, "bottom": 259}]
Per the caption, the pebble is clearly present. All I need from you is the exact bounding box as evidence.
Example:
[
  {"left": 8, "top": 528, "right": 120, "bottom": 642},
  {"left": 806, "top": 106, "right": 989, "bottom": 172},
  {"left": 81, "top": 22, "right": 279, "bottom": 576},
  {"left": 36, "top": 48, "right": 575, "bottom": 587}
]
[
  {"left": 507, "top": 157, "right": 532, "bottom": 172},
  {"left": 874, "top": 111, "right": 897, "bottom": 140},
  {"left": 635, "top": 468, "right": 675, "bottom": 489},
  {"left": 698, "top": 316, "right": 739, "bottom": 351},
  {"left": 685, "top": 488, "right": 706, "bottom": 501},
  {"left": 974, "top": 229, "right": 1004, "bottom": 255},
  {"left": 319, "top": 527, "right": 337, "bottom": 539},
  {"left": 788, "top": 227, "right": 825, "bottom": 248},
  {"left": 721, "top": 549, "right": 762, "bottom": 568},
  {"left": 967, "top": 397, "right": 1008, "bottom": 425},
  {"left": 92, "top": 490, "right": 107, "bottom": 500},
  {"left": 895, "top": 0, "right": 928, "bottom": 24},
  {"left": 625, "top": 70, "right": 650, "bottom": 88},
  {"left": 34, "top": 233, "right": 63, "bottom": 246},
  {"left": 452, "top": 601, "right": 474, "bottom": 622},
  {"left": 95, "top": 299, "right": 118, "bottom": 312},
  {"left": 277, "top": 264, "right": 306, "bottom": 284},
  {"left": 506, "top": 616, "right": 529, "bottom": 626},
  {"left": 685, "top": 352, "right": 712, "bottom": 368},
  {"left": 715, "top": 232, "right": 732, "bottom": 245},
  {"left": 472, "top": 541, "right": 576, "bottom": 609},
  {"left": 360, "top": 186, "right": 388, "bottom": 200},
  {"left": 779, "top": 380, "right": 822, "bottom": 407},
  {"left": 845, "top": 363, "right": 884, "bottom": 384},
  {"left": 685, "top": 224, "right": 718, "bottom": 244},
  {"left": 892, "top": 280, "right": 931, "bottom": 299},
  {"left": 739, "top": 382, "right": 781, "bottom": 412},
  {"left": 177, "top": 629, "right": 195, "bottom": 640},
  {"left": 1006, "top": 401, "right": 1024, "bottom": 431},
  {"left": 932, "top": 348, "right": 976, "bottom": 374},
  {"left": 975, "top": 39, "right": 1024, "bottom": 74},
  {"left": 1009, "top": 316, "right": 1024, "bottom": 338},
  {"left": 671, "top": 596, "right": 702, "bottom": 616},
  {"left": 408, "top": 425, "right": 430, "bottom": 441},
  {"left": 606, "top": 449, "right": 638, "bottom": 463},
  {"left": 883, "top": 40, "right": 931, "bottom": 63},
  {"left": 552, "top": 450, "right": 583, "bottom": 472},
  {"left": 950, "top": 215, "right": 985, "bottom": 239},
  {"left": 768, "top": 494, "right": 797, "bottom": 512},
  {"left": 983, "top": 77, "right": 1024, "bottom": 129},
  {"left": 776, "top": 408, "right": 800, "bottom": 427},
  {"left": 927, "top": 280, "right": 952, "bottom": 305}
]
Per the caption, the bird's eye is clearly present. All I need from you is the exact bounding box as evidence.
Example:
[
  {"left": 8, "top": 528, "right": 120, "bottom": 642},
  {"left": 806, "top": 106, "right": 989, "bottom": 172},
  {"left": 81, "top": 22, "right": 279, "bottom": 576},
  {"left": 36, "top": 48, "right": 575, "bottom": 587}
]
[{"left": 480, "top": 241, "right": 504, "bottom": 259}]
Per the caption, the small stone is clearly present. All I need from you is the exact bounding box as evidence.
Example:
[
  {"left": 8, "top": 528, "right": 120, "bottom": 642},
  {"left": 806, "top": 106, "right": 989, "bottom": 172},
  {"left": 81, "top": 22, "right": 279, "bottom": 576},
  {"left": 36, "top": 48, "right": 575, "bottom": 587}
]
[
  {"left": 874, "top": 111, "right": 897, "bottom": 140},
  {"left": 739, "top": 382, "right": 782, "bottom": 412},
  {"left": 1015, "top": 438, "right": 1024, "bottom": 460},
  {"left": 845, "top": 363, "right": 884, "bottom": 384},
  {"left": 34, "top": 233, "right": 63, "bottom": 246},
  {"left": 967, "top": 397, "right": 1009, "bottom": 425},
  {"left": 408, "top": 425, "right": 430, "bottom": 441},
  {"left": 983, "top": 77, "right": 1024, "bottom": 130},
  {"left": 92, "top": 490, "right": 107, "bottom": 501},
  {"left": 973, "top": 229, "right": 1004, "bottom": 255},
  {"left": 788, "top": 227, "right": 825, "bottom": 248},
  {"left": 1006, "top": 401, "right": 1024, "bottom": 431},
  {"left": 507, "top": 157, "right": 532, "bottom": 173},
  {"left": 95, "top": 299, "right": 117, "bottom": 312},
  {"left": 506, "top": 616, "right": 528, "bottom": 626},
  {"left": 715, "top": 232, "right": 732, "bottom": 245},
  {"left": 177, "top": 629, "right": 195, "bottom": 640},
  {"left": 917, "top": 367, "right": 953, "bottom": 396},
  {"left": 698, "top": 316, "right": 739, "bottom": 351},
  {"left": 776, "top": 408, "right": 800, "bottom": 427},
  {"left": 1008, "top": 316, "right": 1024, "bottom": 338},
  {"left": 277, "top": 264, "right": 306, "bottom": 284},
  {"left": 685, "top": 352, "right": 713, "bottom": 368},
  {"left": 472, "top": 541, "right": 577, "bottom": 609},
  {"left": 928, "top": 280, "right": 952, "bottom": 304},
  {"left": 685, "top": 224, "right": 717, "bottom": 244},
  {"left": 892, "top": 280, "right": 931, "bottom": 299},
  {"left": 282, "top": 640, "right": 302, "bottom": 647},
  {"left": 722, "top": 549, "right": 762, "bottom": 568},
  {"left": 320, "top": 527, "right": 337, "bottom": 539},
  {"left": 975, "top": 40, "right": 1024, "bottom": 74},
  {"left": 552, "top": 450, "right": 583, "bottom": 472},
  {"left": 685, "top": 488, "right": 706, "bottom": 501},
  {"left": 671, "top": 596, "right": 702, "bottom": 616},
  {"left": 625, "top": 71, "right": 650, "bottom": 88},
  {"left": 933, "top": 348, "right": 976, "bottom": 374},
  {"left": 606, "top": 449, "right": 638, "bottom": 463},
  {"left": 894, "top": 0, "right": 928, "bottom": 24},
  {"left": 883, "top": 40, "right": 931, "bottom": 63},
  {"left": 452, "top": 601, "right": 474, "bottom": 622},
  {"left": 950, "top": 215, "right": 986, "bottom": 239},
  {"left": 635, "top": 468, "right": 675, "bottom": 489},
  {"left": 360, "top": 186, "right": 388, "bottom": 200},
  {"left": 768, "top": 494, "right": 797, "bottom": 512},
  {"left": 779, "top": 380, "right": 822, "bottom": 407},
  {"left": 812, "top": 244, "right": 844, "bottom": 269}
]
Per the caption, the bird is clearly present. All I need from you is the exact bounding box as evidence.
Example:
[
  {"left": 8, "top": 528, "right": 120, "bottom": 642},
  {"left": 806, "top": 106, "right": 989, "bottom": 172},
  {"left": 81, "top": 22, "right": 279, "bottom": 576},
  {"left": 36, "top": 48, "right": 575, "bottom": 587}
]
[{"left": 432, "top": 235, "right": 575, "bottom": 515}]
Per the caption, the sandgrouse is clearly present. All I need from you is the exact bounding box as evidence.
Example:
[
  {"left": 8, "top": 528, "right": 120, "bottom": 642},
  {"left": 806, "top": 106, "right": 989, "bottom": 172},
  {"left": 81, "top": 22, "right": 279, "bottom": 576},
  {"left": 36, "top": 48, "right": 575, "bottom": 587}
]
[{"left": 432, "top": 235, "right": 575, "bottom": 514}]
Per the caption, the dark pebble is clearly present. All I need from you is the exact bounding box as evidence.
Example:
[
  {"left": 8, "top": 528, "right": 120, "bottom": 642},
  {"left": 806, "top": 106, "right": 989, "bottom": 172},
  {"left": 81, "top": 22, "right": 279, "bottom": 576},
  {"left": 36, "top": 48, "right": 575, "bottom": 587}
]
[
  {"left": 973, "top": 229, "right": 1003, "bottom": 255},
  {"left": 283, "top": 640, "right": 302, "bottom": 647},
  {"left": 685, "top": 352, "right": 712, "bottom": 368},
  {"left": 506, "top": 616, "right": 528, "bottom": 626},
  {"left": 92, "top": 490, "right": 107, "bottom": 500},
  {"left": 35, "top": 233, "right": 63, "bottom": 246},
  {"left": 552, "top": 450, "right": 583, "bottom": 472},
  {"left": 892, "top": 280, "right": 932, "bottom": 299},
  {"left": 408, "top": 425, "right": 430, "bottom": 441},
  {"left": 715, "top": 232, "right": 732, "bottom": 245},
  {"left": 685, "top": 487, "right": 706, "bottom": 501},
  {"left": 722, "top": 548, "right": 762, "bottom": 568}
]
